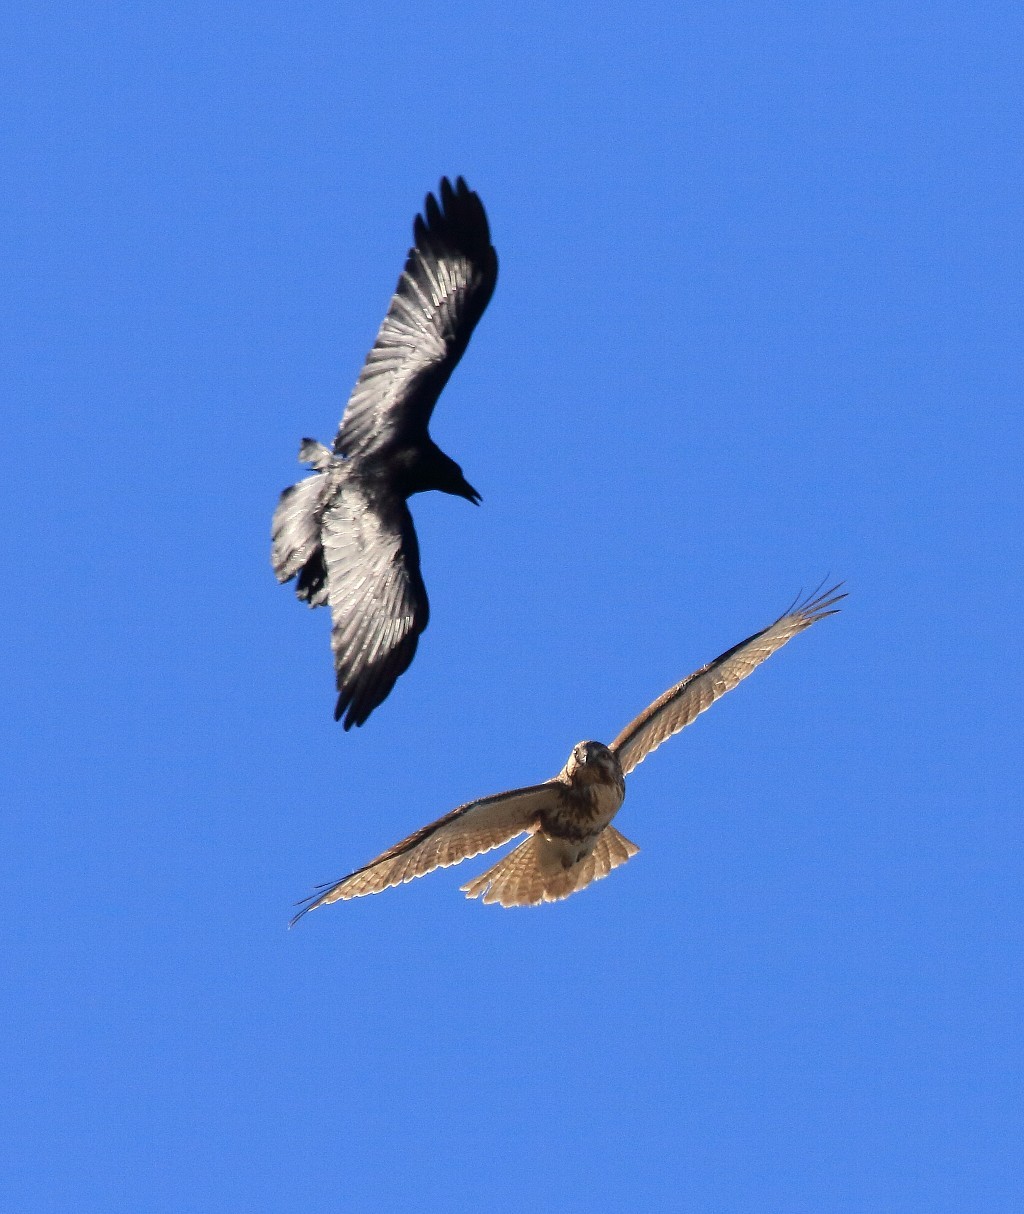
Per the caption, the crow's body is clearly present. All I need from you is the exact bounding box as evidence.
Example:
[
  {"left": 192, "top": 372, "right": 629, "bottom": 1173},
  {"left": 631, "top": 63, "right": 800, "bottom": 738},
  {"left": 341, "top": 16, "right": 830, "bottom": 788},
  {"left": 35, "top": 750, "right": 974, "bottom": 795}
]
[{"left": 272, "top": 177, "right": 497, "bottom": 728}]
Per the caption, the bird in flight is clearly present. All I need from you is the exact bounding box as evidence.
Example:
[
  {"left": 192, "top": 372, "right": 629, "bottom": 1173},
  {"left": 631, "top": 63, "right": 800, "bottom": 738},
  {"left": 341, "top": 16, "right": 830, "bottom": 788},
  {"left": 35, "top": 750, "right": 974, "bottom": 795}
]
[
  {"left": 290, "top": 584, "right": 845, "bottom": 921},
  {"left": 272, "top": 177, "right": 498, "bottom": 728}
]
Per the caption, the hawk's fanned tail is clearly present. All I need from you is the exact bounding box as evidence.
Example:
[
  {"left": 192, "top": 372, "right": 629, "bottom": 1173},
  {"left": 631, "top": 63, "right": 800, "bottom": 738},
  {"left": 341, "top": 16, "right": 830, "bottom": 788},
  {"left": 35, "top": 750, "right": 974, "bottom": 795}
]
[{"left": 460, "top": 825, "right": 639, "bottom": 907}]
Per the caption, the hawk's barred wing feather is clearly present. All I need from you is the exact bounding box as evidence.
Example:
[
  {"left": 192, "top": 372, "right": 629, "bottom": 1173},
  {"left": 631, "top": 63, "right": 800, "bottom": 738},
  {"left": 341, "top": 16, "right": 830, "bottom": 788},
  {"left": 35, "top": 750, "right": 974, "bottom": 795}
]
[
  {"left": 290, "top": 783, "right": 557, "bottom": 924},
  {"left": 334, "top": 177, "right": 498, "bottom": 457},
  {"left": 610, "top": 584, "right": 846, "bottom": 776}
]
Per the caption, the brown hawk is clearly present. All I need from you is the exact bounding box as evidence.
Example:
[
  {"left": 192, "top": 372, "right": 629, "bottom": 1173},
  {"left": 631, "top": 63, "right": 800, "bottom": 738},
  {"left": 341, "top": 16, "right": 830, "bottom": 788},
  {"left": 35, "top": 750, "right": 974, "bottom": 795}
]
[{"left": 291, "top": 584, "right": 844, "bottom": 921}]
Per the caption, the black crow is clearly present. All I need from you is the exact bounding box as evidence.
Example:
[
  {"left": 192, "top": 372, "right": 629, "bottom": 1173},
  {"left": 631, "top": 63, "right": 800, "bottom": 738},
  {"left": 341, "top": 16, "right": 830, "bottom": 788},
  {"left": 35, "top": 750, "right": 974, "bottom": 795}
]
[
  {"left": 272, "top": 178, "right": 498, "bottom": 728},
  {"left": 290, "top": 584, "right": 844, "bottom": 918}
]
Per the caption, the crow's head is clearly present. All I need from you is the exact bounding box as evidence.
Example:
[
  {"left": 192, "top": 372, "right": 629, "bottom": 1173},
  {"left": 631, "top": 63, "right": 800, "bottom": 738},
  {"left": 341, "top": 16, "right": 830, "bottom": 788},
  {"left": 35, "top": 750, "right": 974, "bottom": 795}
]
[{"left": 431, "top": 449, "right": 481, "bottom": 504}]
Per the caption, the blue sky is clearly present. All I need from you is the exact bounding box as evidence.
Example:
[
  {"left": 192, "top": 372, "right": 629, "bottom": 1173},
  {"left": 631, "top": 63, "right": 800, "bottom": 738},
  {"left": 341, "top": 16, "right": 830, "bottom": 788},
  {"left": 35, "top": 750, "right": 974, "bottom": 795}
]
[{"left": 3, "top": 2, "right": 1021, "bottom": 1210}]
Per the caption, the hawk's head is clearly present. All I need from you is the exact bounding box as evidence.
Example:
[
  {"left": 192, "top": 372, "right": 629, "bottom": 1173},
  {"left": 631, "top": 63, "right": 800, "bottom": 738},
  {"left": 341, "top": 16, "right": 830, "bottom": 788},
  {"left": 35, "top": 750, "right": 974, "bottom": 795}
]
[{"left": 567, "top": 740, "right": 622, "bottom": 784}]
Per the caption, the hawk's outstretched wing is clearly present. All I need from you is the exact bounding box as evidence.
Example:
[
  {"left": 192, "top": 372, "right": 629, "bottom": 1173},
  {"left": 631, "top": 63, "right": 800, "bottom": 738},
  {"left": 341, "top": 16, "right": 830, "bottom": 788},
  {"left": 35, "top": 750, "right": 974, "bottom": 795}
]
[
  {"left": 334, "top": 176, "right": 498, "bottom": 458},
  {"left": 290, "top": 783, "right": 557, "bottom": 923},
  {"left": 610, "top": 584, "right": 846, "bottom": 776},
  {"left": 320, "top": 479, "right": 428, "bottom": 730}
]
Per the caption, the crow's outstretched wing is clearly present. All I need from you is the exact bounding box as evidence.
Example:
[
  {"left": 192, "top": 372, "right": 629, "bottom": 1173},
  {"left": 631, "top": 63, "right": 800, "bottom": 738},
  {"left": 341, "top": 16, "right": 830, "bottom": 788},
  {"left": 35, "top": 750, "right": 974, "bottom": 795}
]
[
  {"left": 334, "top": 177, "right": 498, "bottom": 458},
  {"left": 320, "top": 478, "right": 429, "bottom": 730},
  {"left": 611, "top": 584, "right": 846, "bottom": 776},
  {"left": 290, "top": 783, "right": 556, "bottom": 923}
]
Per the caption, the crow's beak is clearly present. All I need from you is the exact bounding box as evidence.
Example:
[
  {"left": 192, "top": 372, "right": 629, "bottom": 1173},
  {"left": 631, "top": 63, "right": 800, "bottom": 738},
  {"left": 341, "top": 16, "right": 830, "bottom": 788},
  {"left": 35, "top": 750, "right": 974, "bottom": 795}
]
[{"left": 464, "top": 483, "right": 482, "bottom": 506}]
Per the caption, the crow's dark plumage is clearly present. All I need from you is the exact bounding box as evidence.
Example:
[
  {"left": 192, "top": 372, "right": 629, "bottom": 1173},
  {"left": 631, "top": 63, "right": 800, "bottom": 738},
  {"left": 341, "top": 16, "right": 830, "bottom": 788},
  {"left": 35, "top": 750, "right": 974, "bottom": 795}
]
[{"left": 272, "top": 177, "right": 498, "bottom": 728}]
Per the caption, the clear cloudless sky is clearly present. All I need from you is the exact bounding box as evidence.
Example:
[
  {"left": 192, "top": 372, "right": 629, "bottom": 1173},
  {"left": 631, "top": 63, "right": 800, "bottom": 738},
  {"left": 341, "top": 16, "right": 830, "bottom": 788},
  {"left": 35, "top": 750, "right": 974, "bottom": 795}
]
[{"left": 3, "top": 2, "right": 1021, "bottom": 1210}]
